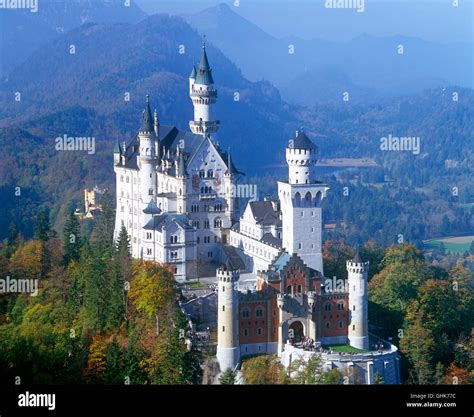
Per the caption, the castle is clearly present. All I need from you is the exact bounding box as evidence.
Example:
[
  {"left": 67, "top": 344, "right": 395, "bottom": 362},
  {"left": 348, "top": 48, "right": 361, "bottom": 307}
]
[{"left": 114, "top": 44, "right": 401, "bottom": 383}]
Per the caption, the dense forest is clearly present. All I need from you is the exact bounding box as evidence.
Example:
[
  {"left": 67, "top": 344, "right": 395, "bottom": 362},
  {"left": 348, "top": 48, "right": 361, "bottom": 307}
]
[
  {"left": 0, "top": 193, "right": 201, "bottom": 384},
  {"left": 0, "top": 198, "right": 472, "bottom": 384}
]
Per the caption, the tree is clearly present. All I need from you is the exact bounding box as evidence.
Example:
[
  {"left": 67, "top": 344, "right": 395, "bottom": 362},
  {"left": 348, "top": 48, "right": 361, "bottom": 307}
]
[
  {"left": 321, "top": 368, "right": 343, "bottom": 384},
  {"left": 104, "top": 338, "right": 125, "bottom": 385},
  {"left": 116, "top": 226, "right": 130, "bottom": 256},
  {"left": 84, "top": 334, "right": 108, "bottom": 384},
  {"left": 63, "top": 211, "right": 81, "bottom": 265},
  {"left": 34, "top": 207, "right": 54, "bottom": 242},
  {"left": 10, "top": 240, "right": 43, "bottom": 281},
  {"left": 129, "top": 262, "right": 175, "bottom": 323},
  {"left": 374, "top": 371, "right": 385, "bottom": 385},
  {"left": 242, "top": 355, "right": 288, "bottom": 384},
  {"left": 288, "top": 354, "right": 325, "bottom": 384},
  {"left": 92, "top": 190, "right": 115, "bottom": 253},
  {"left": 219, "top": 368, "right": 236, "bottom": 385},
  {"left": 400, "top": 305, "right": 435, "bottom": 384},
  {"left": 7, "top": 222, "right": 19, "bottom": 246}
]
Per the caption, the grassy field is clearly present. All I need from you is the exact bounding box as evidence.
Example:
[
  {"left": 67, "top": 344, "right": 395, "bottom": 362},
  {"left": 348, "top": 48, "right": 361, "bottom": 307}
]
[
  {"left": 322, "top": 345, "right": 369, "bottom": 353},
  {"left": 423, "top": 235, "right": 474, "bottom": 255}
]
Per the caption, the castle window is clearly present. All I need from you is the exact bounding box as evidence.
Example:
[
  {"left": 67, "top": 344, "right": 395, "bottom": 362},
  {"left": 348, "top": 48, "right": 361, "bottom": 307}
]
[
  {"left": 257, "top": 328, "right": 262, "bottom": 336},
  {"left": 297, "top": 285, "right": 302, "bottom": 293},
  {"left": 199, "top": 170, "right": 205, "bottom": 178},
  {"left": 207, "top": 169, "right": 213, "bottom": 178},
  {"left": 222, "top": 305, "right": 225, "bottom": 312},
  {"left": 120, "top": 176, "right": 124, "bottom": 182},
  {"left": 353, "top": 305, "right": 356, "bottom": 311},
  {"left": 298, "top": 243, "right": 302, "bottom": 249},
  {"left": 214, "top": 218, "right": 222, "bottom": 228},
  {"left": 222, "top": 326, "right": 225, "bottom": 332},
  {"left": 273, "top": 309, "right": 276, "bottom": 317},
  {"left": 146, "top": 248, "right": 152, "bottom": 255},
  {"left": 338, "top": 321, "right": 343, "bottom": 329},
  {"left": 338, "top": 302, "right": 344, "bottom": 310},
  {"left": 256, "top": 307, "right": 264, "bottom": 318},
  {"left": 242, "top": 309, "right": 250, "bottom": 318},
  {"left": 174, "top": 267, "right": 177, "bottom": 274},
  {"left": 197, "top": 237, "right": 200, "bottom": 244},
  {"left": 222, "top": 286, "right": 225, "bottom": 292},
  {"left": 324, "top": 303, "right": 332, "bottom": 312},
  {"left": 326, "top": 322, "right": 330, "bottom": 329},
  {"left": 243, "top": 328, "right": 249, "bottom": 337},
  {"left": 148, "top": 188, "right": 153, "bottom": 195},
  {"left": 204, "top": 220, "right": 210, "bottom": 229},
  {"left": 286, "top": 285, "right": 292, "bottom": 295},
  {"left": 146, "top": 232, "right": 152, "bottom": 239},
  {"left": 352, "top": 325, "right": 355, "bottom": 331}
]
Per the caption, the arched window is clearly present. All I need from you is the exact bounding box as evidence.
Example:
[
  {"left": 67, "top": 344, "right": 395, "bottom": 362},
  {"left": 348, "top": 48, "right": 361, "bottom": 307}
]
[
  {"left": 242, "top": 308, "right": 250, "bottom": 318},
  {"left": 314, "top": 191, "right": 322, "bottom": 207},
  {"left": 304, "top": 191, "right": 312, "bottom": 206},
  {"left": 286, "top": 285, "right": 292, "bottom": 295},
  {"left": 207, "top": 169, "right": 213, "bottom": 178},
  {"left": 294, "top": 192, "right": 301, "bottom": 207},
  {"left": 255, "top": 307, "right": 264, "bottom": 318}
]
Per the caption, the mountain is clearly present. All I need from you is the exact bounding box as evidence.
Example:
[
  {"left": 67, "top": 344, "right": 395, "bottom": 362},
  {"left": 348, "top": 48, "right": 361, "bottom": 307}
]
[
  {"left": 0, "top": 0, "right": 147, "bottom": 76},
  {"left": 185, "top": 3, "right": 473, "bottom": 105}
]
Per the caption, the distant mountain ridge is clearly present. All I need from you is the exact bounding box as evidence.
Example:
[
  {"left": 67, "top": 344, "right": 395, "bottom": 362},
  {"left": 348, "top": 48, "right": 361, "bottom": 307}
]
[
  {"left": 0, "top": 0, "right": 147, "bottom": 76},
  {"left": 184, "top": 3, "right": 473, "bottom": 105}
]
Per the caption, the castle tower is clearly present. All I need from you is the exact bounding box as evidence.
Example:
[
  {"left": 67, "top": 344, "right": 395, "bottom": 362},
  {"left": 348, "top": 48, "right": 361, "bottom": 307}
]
[
  {"left": 176, "top": 150, "right": 187, "bottom": 214},
  {"left": 138, "top": 95, "right": 158, "bottom": 215},
  {"left": 189, "top": 42, "right": 219, "bottom": 138},
  {"left": 346, "top": 251, "right": 369, "bottom": 350},
  {"left": 113, "top": 138, "right": 122, "bottom": 166},
  {"left": 223, "top": 149, "right": 240, "bottom": 223},
  {"left": 277, "top": 130, "right": 329, "bottom": 274},
  {"left": 216, "top": 266, "right": 240, "bottom": 371}
]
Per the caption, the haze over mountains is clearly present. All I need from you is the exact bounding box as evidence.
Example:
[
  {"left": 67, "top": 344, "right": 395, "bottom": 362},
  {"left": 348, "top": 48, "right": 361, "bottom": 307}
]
[
  {"left": 0, "top": 0, "right": 146, "bottom": 76},
  {"left": 0, "top": 0, "right": 472, "bottom": 237},
  {"left": 184, "top": 3, "right": 473, "bottom": 105}
]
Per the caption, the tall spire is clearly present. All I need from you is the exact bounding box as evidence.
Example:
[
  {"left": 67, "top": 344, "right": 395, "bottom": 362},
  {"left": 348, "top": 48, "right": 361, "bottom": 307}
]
[
  {"left": 140, "top": 95, "right": 154, "bottom": 133},
  {"left": 195, "top": 39, "right": 214, "bottom": 85}
]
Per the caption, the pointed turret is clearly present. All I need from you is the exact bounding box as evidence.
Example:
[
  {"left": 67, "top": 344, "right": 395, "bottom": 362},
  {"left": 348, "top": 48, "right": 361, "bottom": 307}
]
[
  {"left": 225, "top": 149, "right": 242, "bottom": 176},
  {"left": 140, "top": 95, "right": 154, "bottom": 134},
  {"left": 113, "top": 139, "right": 122, "bottom": 165},
  {"left": 195, "top": 42, "right": 214, "bottom": 85},
  {"left": 189, "top": 64, "right": 197, "bottom": 79},
  {"left": 189, "top": 41, "right": 219, "bottom": 137},
  {"left": 177, "top": 151, "right": 187, "bottom": 178}
]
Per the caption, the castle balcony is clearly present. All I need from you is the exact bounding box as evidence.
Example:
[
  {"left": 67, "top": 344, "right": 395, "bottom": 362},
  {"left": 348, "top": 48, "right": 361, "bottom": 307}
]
[
  {"left": 167, "top": 257, "right": 183, "bottom": 263},
  {"left": 189, "top": 120, "right": 220, "bottom": 135},
  {"left": 190, "top": 88, "right": 217, "bottom": 98},
  {"left": 199, "top": 193, "right": 217, "bottom": 201}
]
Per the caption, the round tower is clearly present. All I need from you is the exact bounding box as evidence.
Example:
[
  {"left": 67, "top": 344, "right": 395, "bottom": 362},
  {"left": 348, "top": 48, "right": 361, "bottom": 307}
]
[
  {"left": 189, "top": 43, "right": 219, "bottom": 137},
  {"left": 216, "top": 266, "right": 240, "bottom": 371},
  {"left": 286, "top": 129, "right": 317, "bottom": 185},
  {"left": 346, "top": 251, "right": 369, "bottom": 350},
  {"left": 138, "top": 95, "right": 157, "bottom": 214}
]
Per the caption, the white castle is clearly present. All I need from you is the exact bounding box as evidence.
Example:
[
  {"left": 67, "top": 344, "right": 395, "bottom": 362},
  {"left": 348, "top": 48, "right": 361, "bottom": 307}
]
[{"left": 114, "top": 44, "right": 400, "bottom": 383}]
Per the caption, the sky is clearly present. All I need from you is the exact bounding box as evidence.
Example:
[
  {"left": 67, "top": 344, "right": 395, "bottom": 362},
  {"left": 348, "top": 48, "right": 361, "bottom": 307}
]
[{"left": 136, "top": 0, "right": 474, "bottom": 43}]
